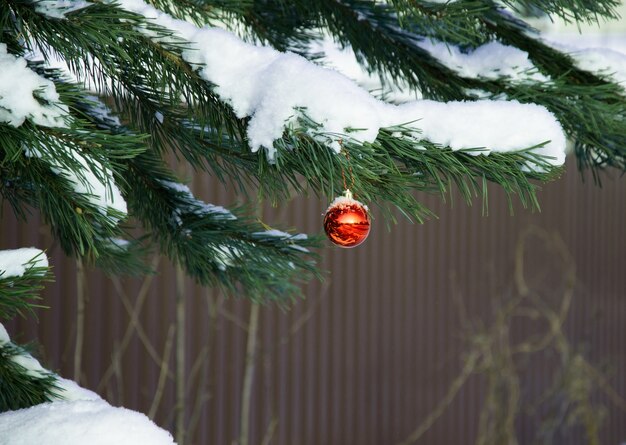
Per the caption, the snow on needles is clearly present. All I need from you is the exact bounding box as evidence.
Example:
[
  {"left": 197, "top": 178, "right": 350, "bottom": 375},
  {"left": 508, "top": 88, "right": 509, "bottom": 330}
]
[
  {"left": 570, "top": 48, "right": 626, "bottom": 86},
  {"left": 112, "top": 0, "right": 566, "bottom": 167},
  {"left": 0, "top": 248, "right": 48, "bottom": 279},
  {"left": 416, "top": 39, "right": 550, "bottom": 83},
  {"left": 34, "top": 1, "right": 92, "bottom": 19},
  {"left": 543, "top": 37, "right": 626, "bottom": 87}
]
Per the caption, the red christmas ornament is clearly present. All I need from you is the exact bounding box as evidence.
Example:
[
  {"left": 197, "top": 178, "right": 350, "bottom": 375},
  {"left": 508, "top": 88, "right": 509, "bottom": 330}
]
[{"left": 323, "top": 190, "right": 371, "bottom": 248}]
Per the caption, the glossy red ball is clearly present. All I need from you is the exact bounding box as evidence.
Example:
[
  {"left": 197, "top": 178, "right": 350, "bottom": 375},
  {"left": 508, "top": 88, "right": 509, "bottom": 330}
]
[{"left": 323, "top": 196, "right": 371, "bottom": 248}]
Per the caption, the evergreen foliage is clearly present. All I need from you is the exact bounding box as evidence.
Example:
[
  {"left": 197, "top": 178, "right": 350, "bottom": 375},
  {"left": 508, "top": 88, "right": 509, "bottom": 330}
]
[{"left": 1, "top": 0, "right": 625, "bottom": 415}]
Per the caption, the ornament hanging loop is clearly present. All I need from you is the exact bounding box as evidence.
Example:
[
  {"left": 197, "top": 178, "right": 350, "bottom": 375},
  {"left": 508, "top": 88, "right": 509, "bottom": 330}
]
[{"left": 338, "top": 139, "right": 355, "bottom": 196}]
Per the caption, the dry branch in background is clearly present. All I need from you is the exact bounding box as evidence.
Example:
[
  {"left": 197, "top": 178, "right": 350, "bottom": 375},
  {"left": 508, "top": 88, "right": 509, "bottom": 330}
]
[{"left": 398, "top": 227, "right": 625, "bottom": 445}]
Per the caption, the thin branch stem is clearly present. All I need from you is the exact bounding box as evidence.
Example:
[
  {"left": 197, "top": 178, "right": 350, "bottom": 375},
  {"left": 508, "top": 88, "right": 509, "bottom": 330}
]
[
  {"left": 175, "top": 264, "right": 187, "bottom": 445},
  {"left": 74, "top": 258, "right": 86, "bottom": 384},
  {"left": 149, "top": 324, "right": 175, "bottom": 420},
  {"left": 239, "top": 301, "right": 260, "bottom": 445}
]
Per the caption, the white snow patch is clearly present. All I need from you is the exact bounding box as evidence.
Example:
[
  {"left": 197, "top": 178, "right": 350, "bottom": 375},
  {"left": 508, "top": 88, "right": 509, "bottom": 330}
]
[
  {"left": 326, "top": 194, "right": 370, "bottom": 213},
  {"left": 109, "top": 0, "right": 566, "bottom": 167},
  {"left": 0, "top": 324, "right": 9, "bottom": 345},
  {"left": 54, "top": 378, "right": 102, "bottom": 402},
  {"left": 570, "top": 48, "right": 626, "bottom": 86},
  {"left": 0, "top": 248, "right": 48, "bottom": 279},
  {"left": 34, "top": 1, "right": 91, "bottom": 19},
  {"left": 396, "top": 99, "right": 566, "bottom": 164},
  {"left": 417, "top": 39, "right": 549, "bottom": 82},
  {"left": 537, "top": 33, "right": 626, "bottom": 88},
  {"left": 543, "top": 35, "right": 626, "bottom": 87},
  {"left": 0, "top": 44, "right": 69, "bottom": 128},
  {"left": 0, "top": 400, "right": 176, "bottom": 445},
  {"left": 107, "top": 238, "right": 131, "bottom": 250}
]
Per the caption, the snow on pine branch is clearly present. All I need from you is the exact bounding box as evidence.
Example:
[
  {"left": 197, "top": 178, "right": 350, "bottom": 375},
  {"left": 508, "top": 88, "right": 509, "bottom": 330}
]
[
  {"left": 0, "top": 323, "right": 176, "bottom": 445},
  {"left": 34, "top": 0, "right": 92, "bottom": 19},
  {"left": 540, "top": 34, "right": 626, "bottom": 88},
  {"left": 252, "top": 230, "right": 310, "bottom": 253},
  {"left": 0, "top": 44, "right": 68, "bottom": 128},
  {"left": 415, "top": 39, "right": 550, "bottom": 83},
  {"left": 0, "top": 248, "right": 48, "bottom": 279},
  {"left": 159, "top": 180, "right": 236, "bottom": 230},
  {"left": 570, "top": 48, "right": 626, "bottom": 86},
  {"left": 0, "top": 45, "right": 127, "bottom": 218},
  {"left": 111, "top": 0, "right": 566, "bottom": 167},
  {"left": 25, "top": 145, "right": 128, "bottom": 219},
  {"left": 309, "top": 36, "right": 421, "bottom": 103}
]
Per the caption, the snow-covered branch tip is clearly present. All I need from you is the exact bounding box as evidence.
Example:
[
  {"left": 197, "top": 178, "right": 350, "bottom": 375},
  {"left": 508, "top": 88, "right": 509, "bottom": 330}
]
[
  {"left": 108, "top": 0, "right": 567, "bottom": 168},
  {"left": 0, "top": 248, "right": 49, "bottom": 280}
]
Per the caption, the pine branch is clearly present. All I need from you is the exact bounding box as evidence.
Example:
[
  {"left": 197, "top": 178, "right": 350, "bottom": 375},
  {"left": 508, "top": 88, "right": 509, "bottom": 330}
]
[
  {"left": 390, "top": 0, "right": 621, "bottom": 25},
  {"left": 0, "top": 95, "right": 148, "bottom": 275},
  {"left": 298, "top": 1, "right": 626, "bottom": 176},
  {"left": 123, "top": 151, "right": 321, "bottom": 302},
  {"left": 272, "top": 116, "right": 560, "bottom": 219},
  {"left": 0, "top": 263, "right": 51, "bottom": 320},
  {"left": 7, "top": 0, "right": 245, "bottom": 166},
  {"left": 0, "top": 342, "right": 59, "bottom": 412}
]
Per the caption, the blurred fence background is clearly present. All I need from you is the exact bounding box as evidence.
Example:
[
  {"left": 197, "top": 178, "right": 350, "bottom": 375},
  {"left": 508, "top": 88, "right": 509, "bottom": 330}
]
[{"left": 4, "top": 156, "right": 625, "bottom": 444}]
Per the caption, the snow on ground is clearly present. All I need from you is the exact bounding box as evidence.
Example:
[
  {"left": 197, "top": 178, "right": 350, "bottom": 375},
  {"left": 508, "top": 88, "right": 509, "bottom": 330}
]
[
  {"left": 0, "top": 400, "right": 176, "bottom": 445},
  {"left": 0, "top": 248, "right": 48, "bottom": 279},
  {"left": 0, "top": 323, "right": 176, "bottom": 444},
  {"left": 110, "top": 0, "right": 566, "bottom": 166}
]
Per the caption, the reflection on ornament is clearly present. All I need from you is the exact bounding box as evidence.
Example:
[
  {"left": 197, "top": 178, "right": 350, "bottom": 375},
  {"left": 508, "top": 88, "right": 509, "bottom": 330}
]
[{"left": 323, "top": 190, "right": 371, "bottom": 248}]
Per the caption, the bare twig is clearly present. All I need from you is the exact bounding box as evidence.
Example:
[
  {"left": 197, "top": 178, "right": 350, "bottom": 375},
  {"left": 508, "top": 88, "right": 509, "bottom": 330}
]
[
  {"left": 175, "top": 264, "right": 187, "bottom": 445},
  {"left": 112, "top": 339, "right": 124, "bottom": 405},
  {"left": 97, "top": 256, "right": 162, "bottom": 392},
  {"left": 260, "top": 417, "right": 279, "bottom": 445},
  {"left": 219, "top": 306, "right": 250, "bottom": 332},
  {"left": 396, "top": 351, "right": 480, "bottom": 445},
  {"left": 74, "top": 258, "right": 86, "bottom": 384},
  {"left": 186, "top": 291, "right": 226, "bottom": 440},
  {"left": 149, "top": 324, "right": 175, "bottom": 419},
  {"left": 239, "top": 303, "right": 260, "bottom": 445}
]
